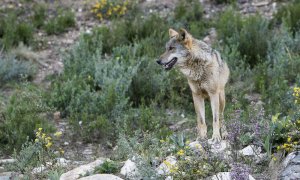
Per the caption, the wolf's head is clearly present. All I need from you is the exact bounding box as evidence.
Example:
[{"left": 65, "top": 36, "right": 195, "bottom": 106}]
[{"left": 157, "top": 28, "right": 193, "bottom": 70}]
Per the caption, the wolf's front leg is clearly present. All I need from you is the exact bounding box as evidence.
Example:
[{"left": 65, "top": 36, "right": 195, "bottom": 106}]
[
  {"left": 209, "top": 93, "right": 221, "bottom": 143},
  {"left": 192, "top": 93, "right": 207, "bottom": 140}
]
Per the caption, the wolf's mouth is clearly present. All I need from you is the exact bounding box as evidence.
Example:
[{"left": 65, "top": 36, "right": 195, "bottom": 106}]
[{"left": 163, "top": 58, "right": 177, "bottom": 70}]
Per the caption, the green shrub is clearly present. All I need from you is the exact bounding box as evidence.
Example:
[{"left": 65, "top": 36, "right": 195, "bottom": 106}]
[
  {"left": 93, "top": 14, "right": 169, "bottom": 54},
  {"left": 0, "top": 55, "right": 36, "bottom": 85},
  {"left": 94, "top": 160, "right": 119, "bottom": 174},
  {"left": 7, "top": 128, "right": 65, "bottom": 178},
  {"left": 32, "top": 3, "right": 47, "bottom": 28},
  {"left": 0, "top": 14, "right": 34, "bottom": 50},
  {"left": 0, "top": 85, "right": 55, "bottom": 152},
  {"left": 44, "top": 10, "right": 75, "bottom": 35},
  {"left": 274, "top": 1, "right": 300, "bottom": 35},
  {"left": 216, "top": 10, "right": 271, "bottom": 67},
  {"left": 174, "top": 0, "right": 208, "bottom": 37}
]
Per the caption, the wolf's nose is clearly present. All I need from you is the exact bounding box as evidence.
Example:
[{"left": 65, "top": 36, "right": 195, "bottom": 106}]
[{"left": 156, "top": 59, "right": 162, "bottom": 65}]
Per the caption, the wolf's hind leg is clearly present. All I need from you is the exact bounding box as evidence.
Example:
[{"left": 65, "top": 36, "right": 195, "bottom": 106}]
[
  {"left": 219, "top": 90, "right": 228, "bottom": 139},
  {"left": 192, "top": 93, "right": 207, "bottom": 140}
]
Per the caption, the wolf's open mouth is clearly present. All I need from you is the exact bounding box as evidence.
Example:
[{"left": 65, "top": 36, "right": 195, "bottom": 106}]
[{"left": 163, "top": 58, "right": 177, "bottom": 70}]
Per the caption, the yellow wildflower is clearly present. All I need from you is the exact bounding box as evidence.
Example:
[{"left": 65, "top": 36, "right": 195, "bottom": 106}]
[
  {"left": 94, "top": 3, "right": 100, "bottom": 9},
  {"left": 59, "top": 148, "right": 65, "bottom": 154},
  {"left": 170, "top": 166, "right": 178, "bottom": 173},
  {"left": 42, "top": 133, "right": 46, "bottom": 139},
  {"left": 273, "top": 157, "right": 277, "bottom": 161},
  {"left": 38, "top": 128, "right": 43, "bottom": 131},
  {"left": 159, "top": 139, "right": 165, "bottom": 143},
  {"left": 177, "top": 149, "right": 185, "bottom": 156},
  {"left": 163, "top": 160, "right": 171, "bottom": 168},
  {"left": 54, "top": 131, "right": 62, "bottom": 137},
  {"left": 46, "top": 137, "right": 52, "bottom": 143},
  {"left": 277, "top": 146, "right": 281, "bottom": 150},
  {"left": 45, "top": 142, "right": 52, "bottom": 148},
  {"left": 36, "top": 131, "right": 41, "bottom": 137},
  {"left": 185, "top": 140, "right": 190, "bottom": 144},
  {"left": 287, "top": 136, "right": 292, "bottom": 143},
  {"left": 35, "top": 138, "right": 39, "bottom": 143}
]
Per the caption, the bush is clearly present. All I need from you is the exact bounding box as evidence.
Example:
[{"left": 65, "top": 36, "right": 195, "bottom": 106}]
[
  {"left": 216, "top": 10, "right": 271, "bottom": 67},
  {"left": 0, "top": 14, "right": 34, "bottom": 50},
  {"left": 44, "top": 10, "right": 75, "bottom": 35},
  {"left": 274, "top": 1, "right": 300, "bottom": 35},
  {"left": 0, "top": 55, "right": 36, "bottom": 85},
  {"left": 7, "top": 128, "right": 65, "bottom": 178},
  {"left": 94, "top": 160, "right": 119, "bottom": 174},
  {"left": 174, "top": 0, "right": 208, "bottom": 37},
  {"left": 0, "top": 85, "right": 55, "bottom": 152},
  {"left": 32, "top": 3, "right": 47, "bottom": 29},
  {"left": 92, "top": 14, "right": 169, "bottom": 54}
]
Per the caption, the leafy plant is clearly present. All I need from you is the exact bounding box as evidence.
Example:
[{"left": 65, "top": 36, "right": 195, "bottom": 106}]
[
  {"left": 94, "top": 160, "right": 119, "bottom": 174},
  {"left": 0, "top": 85, "right": 55, "bottom": 152},
  {"left": 44, "top": 10, "right": 75, "bottom": 35},
  {"left": 0, "top": 55, "right": 36, "bottom": 85}
]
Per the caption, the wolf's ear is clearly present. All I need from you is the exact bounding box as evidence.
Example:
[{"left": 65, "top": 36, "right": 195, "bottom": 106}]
[
  {"left": 169, "top": 28, "right": 179, "bottom": 38},
  {"left": 178, "top": 28, "right": 193, "bottom": 49}
]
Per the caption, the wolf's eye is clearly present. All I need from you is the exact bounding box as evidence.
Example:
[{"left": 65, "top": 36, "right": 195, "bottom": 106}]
[{"left": 168, "top": 47, "right": 174, "bottom": 51}]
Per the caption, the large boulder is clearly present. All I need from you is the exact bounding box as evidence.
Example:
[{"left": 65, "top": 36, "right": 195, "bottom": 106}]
[
  {"left": 60, "top": 158, "right": 105, "bottom": 180},
  {"left": 78, "top": 174, "right": 123, "bottom": 180},
  {"left": 280, "top": 151, "right": 300, "bottom": 180}
]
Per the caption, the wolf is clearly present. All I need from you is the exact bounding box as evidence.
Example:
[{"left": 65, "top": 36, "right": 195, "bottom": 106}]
[{"left": 157, "top": 28, "right": 230, "bottom": 143}]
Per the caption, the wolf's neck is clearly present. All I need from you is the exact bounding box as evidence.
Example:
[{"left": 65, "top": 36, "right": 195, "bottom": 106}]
[{"left": 179, "top": 57, "right": 206, "bottom": 81}]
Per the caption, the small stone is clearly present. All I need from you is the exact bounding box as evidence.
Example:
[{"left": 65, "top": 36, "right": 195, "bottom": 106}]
[
  {"left": 78, "top": 174, "right": 123, "bottom": 180},
  {"left": 211, "top": 172, "right": 256, "bottom": 180},
  {"left": 156, "top": 156, "right": 177, "bottom": 175},
  {"left": 188, "top": 141, "right": 205, "bottom": 154},
  {"left": 120, "top": 159, "right": 139, "bottom": 179},
  {"left": 0, "top": 172, "right": 13, "bottom": 180},
  {"left": 208, "top": 140, "right": 229, "bottom": 154},
  {"left": 54, "top": 111, "right": 61, "bottom": 121},
  {"left": 32, "top": 165, "right": 46, "bottom": 174},
  {"left": 60, "top": 158, "right": 105, "bottom": 180},
  {"left": 239, "top": 145, "right": 261, "bottom": 156},
  {"left": 0, "top": 159, "right": 16, "bottom": 165}
]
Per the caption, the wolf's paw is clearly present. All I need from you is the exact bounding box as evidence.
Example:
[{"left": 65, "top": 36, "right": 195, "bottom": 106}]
[{"left": 210, "top": 133, "right": 221, "bottom": 144}]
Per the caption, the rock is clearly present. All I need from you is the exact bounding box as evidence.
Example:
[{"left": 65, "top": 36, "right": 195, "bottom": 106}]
[
  {"left": 57, "top": 158, "right": 70, "bottom": 167},
  {"left": 64, "top": 142, "right": 69, "bottom": 146},
  {"left": 169, "top": 119, "right": 188, "bottom": 130},
  {"left": 239, "top": 145, "right": 261, "bottom": 156},
  {"left": 78, "top": 174, "right": 123, "bottom": 180},
  {"left": 188, "top": 141, "right": 205, "bottom": 154},
  {"left": 0, "top": 172, "right": 13, "bottom": 180},
  {"left": 280, "top": 151, "right": 300, "bottom": 180},
  {"left": 32, "top": 165, "right": 46, "bottom": 174},
  {"left": 54, "top": 111, "right": 61, "bottom": 121},
  {"left": 211, "top": 172, "right": 256, "bottom": 180},
  {"left": 208, "top": 140, "right": 229, "bottom": 154},
  {"left": 120, "top": 159, "right": 139, "bottom": 179},
  {"left": 0, "top": 159, "right": 16, "bottom": 165},
  {"left": 60, "top": 158, "right": 105, "bottom": 180},
  {"left": 156, "top": 156, "right": 177, "bottom": 175}
]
